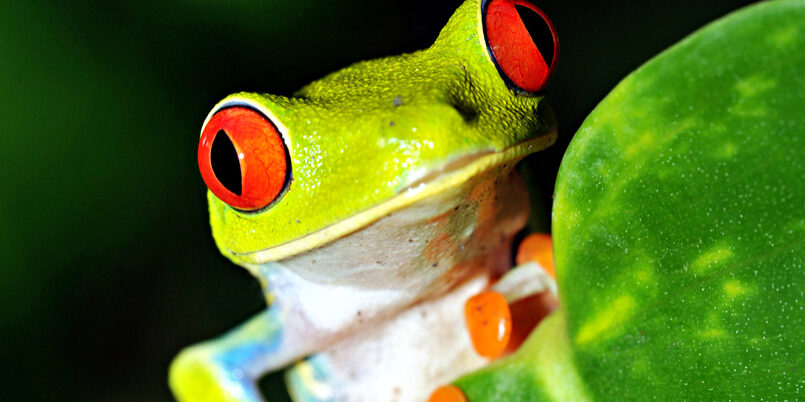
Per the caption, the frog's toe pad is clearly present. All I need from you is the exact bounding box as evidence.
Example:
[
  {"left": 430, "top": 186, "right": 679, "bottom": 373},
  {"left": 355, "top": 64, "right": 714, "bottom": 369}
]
[
  {"left": 428, "top": 384, "right": 468, "bottom": 402},
  {"left": 515, "top": 233, "right": 554, "bottom": 278},
  {"left": 464, "top": 291, "right": 512, "bottom": 359}
]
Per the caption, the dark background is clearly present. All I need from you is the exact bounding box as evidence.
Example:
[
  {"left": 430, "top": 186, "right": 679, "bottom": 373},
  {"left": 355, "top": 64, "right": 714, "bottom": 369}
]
[{"left": 0, "top": 1, "right": 755, "bottom": 400}]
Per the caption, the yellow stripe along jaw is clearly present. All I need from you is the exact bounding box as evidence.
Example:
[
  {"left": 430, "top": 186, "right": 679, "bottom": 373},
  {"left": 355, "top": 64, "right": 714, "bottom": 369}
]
[{"left": 231, "top": 131, "right": 556, "bottom": 264}]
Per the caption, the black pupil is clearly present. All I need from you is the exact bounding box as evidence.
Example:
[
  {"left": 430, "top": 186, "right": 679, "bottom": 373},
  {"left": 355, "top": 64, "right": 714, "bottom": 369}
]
[
  {"left": 210, "top": 130, "right": 242, "bottom": 195},
  {"left": 515, "top": 4, "right": 554, "bottom": 66}
]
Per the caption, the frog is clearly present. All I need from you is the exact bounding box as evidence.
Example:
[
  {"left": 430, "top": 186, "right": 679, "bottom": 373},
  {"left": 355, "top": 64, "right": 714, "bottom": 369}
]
[{"left": 170, "top": 0, "right": 560, "bottom": 400}]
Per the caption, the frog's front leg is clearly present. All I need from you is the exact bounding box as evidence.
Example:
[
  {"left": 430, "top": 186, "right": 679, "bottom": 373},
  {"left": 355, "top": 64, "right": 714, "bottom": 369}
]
[
  {"left": 169, "top": 305, "right": 285, "bottom": 402},
  {"left": 169, "top": 293, "right": 331, "bottom": 402},
  {"left": 170, "top": 260, "right": 417, "bottom": 401},
  {"left": 168, "top": 268, "right": 327, "bottom": 402}
]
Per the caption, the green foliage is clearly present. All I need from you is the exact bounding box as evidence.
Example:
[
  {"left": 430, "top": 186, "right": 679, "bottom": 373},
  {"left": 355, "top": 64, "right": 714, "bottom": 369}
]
[{"left": 461, "top": 0, "right": 805, "bottom": 399}]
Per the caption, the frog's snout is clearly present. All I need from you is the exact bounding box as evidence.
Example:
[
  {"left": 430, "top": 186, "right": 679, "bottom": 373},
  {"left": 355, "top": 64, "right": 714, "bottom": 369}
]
[{"left": 197, "top": 106, "right": 291, "bottom": 212}]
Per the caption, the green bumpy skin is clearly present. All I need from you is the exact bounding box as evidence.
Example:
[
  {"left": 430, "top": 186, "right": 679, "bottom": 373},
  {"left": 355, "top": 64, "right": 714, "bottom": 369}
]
[
  {"left": 205, "top": 0, "right": 555, "bottom": 263},
  {"left": 456, "top": 0, "right": 805, "bottom": 399}
]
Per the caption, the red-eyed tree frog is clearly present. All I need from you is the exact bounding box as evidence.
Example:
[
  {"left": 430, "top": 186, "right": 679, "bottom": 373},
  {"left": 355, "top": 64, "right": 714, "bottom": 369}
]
[{"left": 171, "top": 0, "right": 559, "bottom": 400}]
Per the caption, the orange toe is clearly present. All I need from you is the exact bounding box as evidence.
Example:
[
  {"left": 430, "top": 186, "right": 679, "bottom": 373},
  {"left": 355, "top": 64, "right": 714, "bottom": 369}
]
[
  {"left": 428, "top": 384, "right": 467, "bottom": 402},
  {"left": 464, "top": 291, "right": 512, "bottom": 359},
  {"left": 516, "top": 233, "right": 554, "bottom": 278}
]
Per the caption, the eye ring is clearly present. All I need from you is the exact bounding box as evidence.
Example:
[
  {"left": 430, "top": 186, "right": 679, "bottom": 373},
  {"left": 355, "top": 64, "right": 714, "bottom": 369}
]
[
  {"left": 482, "top": 0, "right": 559, "bottom": 94},
  {"left": 197, "top": 105, "right": 292, "bottom": 212}
]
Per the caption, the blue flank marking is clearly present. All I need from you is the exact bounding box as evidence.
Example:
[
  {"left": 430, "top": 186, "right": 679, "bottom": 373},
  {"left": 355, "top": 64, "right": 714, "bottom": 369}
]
[{"left": 215, "top": 340, "right": 279, "bottom": 372}]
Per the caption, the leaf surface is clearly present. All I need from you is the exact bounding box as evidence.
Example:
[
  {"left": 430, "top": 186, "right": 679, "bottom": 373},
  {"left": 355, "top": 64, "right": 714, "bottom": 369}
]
[{"left": 458, "top": 0, "right": 805, "bottom": 399}]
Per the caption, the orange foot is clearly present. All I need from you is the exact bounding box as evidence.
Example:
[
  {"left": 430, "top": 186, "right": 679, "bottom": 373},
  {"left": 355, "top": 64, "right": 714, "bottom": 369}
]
[
  {"left": 438, "top": 234, "right": 557, "bottom": 400},
  {"left": 428, "top": 384, "right": 468, "bottom": 402}
]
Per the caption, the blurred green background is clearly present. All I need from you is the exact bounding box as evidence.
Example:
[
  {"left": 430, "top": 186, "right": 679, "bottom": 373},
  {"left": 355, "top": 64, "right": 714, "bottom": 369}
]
[{"left": 0, "top": 1, "right": 754, "bottom": 400}]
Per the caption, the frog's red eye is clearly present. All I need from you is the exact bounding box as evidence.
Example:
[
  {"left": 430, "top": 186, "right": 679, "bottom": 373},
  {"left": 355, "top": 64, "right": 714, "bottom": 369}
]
[
  {"left": 197, "top": 107, "right": 290, "bottom": 211},
  {"left": 483, "top": 0, "right": 559, "bottom": 93}
]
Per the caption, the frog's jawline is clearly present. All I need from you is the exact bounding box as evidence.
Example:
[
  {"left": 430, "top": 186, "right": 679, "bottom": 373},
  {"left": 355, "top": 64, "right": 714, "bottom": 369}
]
[{"left": 231, "top": 130, "right": 557, "bottom": 263}]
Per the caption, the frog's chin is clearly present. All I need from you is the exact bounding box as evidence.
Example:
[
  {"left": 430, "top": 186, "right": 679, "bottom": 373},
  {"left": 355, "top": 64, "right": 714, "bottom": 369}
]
[{"left": 228, "top": 130, "right": 556, "bottom": 265}]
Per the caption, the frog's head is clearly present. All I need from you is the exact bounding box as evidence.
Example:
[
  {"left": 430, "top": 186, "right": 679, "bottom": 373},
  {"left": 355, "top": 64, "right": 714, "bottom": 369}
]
[{"left": 197, "top": 0, "right": 558, "bottom": 265}]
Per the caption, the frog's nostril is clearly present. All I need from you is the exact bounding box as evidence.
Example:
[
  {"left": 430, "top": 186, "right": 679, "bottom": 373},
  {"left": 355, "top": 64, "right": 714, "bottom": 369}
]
[
  {"left": 197, "top": 106, "right": 290, "bottom": 211},
  {"left": 210, "top": 130, "right": 242, "bottom": 196}
]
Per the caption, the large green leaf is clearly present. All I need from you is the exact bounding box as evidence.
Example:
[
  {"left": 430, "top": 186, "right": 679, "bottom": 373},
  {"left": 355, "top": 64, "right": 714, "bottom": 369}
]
[{"left": 457, "top": 0, "right": 805, "bottom": 399}]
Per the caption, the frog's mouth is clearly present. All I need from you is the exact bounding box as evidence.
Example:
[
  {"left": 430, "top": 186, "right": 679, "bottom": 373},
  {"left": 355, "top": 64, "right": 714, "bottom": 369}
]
[{"left": 232, "top": 130, "right": 556, "bottom": 263}]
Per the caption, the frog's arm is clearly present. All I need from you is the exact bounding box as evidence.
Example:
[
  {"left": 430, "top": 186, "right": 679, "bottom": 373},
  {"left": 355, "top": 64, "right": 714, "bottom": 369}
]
[
  {"left": 170, "top": 259, "right": 419, "bottom": 401},
  {"left": 169, "top": 307, "right": 283, "bottom": 402},
  {"left": 168, "top": 264, "right": 322, "bottom": 402},
  {"left": 169, "top": 292, "right": 326, "bottom": 402}
]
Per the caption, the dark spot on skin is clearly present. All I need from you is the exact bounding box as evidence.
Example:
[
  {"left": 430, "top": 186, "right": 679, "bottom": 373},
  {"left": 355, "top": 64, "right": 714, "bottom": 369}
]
[
  {"left": 393, "top": 95, "right": 403, "bottom": 107},
  {"left": 454, "top": 206, "right": 459, "bottom": 211},
  {"left": 421, "top": 311, "right": 427, "bottom": 318},
  {"left": 408, "top": 239, "right": 413, "bottom": 243},
  {"left": 295, "top": 219, "right": 301, "bottom": 223},
  {"left": 432, "top": 263, "right": 438, "bottom": 268},
  {"left": 389, "top": 121, "right": 395, "bottom": 127},
  {"left": 357, "top": 310, "right": 362, "bottom": 316},
  {"left": 482, "top": 320, "right": 488, "bottom": 326},
  {"left": 376, "top": 261, "right": 383, "bottom": 264},
  {"left": 393, "top": 387, "right": 402, "bottom": 395},
  {"left": 311, "top": 260, "right": 316, "bottom": 264}
]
